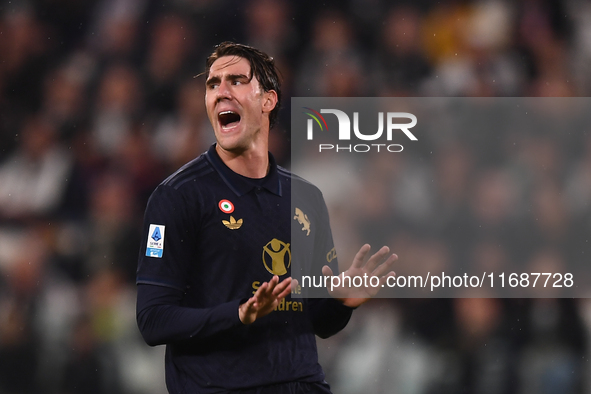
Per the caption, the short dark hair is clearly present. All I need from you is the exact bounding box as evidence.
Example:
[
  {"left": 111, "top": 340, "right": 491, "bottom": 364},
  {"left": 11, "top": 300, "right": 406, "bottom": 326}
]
[{"left": 205, "top": 42, "right": 281, "bottom": 128}]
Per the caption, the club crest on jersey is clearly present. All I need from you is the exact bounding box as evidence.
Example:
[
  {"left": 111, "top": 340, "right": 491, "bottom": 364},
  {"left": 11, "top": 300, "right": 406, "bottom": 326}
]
[
  {"left": 146, "top": 224, "right": 165, "bottom": 258},
  {"left": 219, "top": 199, "right": 234, "bottom": 213},
  {"left": 294, "top": 207, "right": 311, "bottom": 236},
  {"left": 222, "top": 216, "right": 243, "bottom": 230}
]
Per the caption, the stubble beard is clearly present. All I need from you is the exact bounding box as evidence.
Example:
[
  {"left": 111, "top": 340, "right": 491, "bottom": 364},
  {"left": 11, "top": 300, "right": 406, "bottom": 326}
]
[{"left": 216, "top": 126, "right": 262, "bottom": 156}]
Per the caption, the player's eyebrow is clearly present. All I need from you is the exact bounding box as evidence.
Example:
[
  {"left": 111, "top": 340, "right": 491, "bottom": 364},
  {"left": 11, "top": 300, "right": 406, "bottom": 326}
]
[{"left": 206, "top": 73, "right": 252, "bottom": 87}]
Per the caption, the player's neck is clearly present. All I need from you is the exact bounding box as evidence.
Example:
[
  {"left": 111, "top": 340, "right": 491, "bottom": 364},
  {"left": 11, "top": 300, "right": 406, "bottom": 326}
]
[{"left": 216, "top": 143, "right": 269, "bottom": 179}]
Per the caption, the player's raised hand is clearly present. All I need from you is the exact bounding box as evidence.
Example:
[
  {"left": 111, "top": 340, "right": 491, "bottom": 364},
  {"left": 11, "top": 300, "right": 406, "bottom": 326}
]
[
  {"left": 323, "top": 244, "right": 397, "bottom": 308},
  {"left": 239, "top": 275, "right": 292, "bottom": 324}
]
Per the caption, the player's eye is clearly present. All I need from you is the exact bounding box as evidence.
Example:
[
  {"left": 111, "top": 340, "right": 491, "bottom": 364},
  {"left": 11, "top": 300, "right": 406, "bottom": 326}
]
[{"left": 206, "top": 79, "right": 219, "bottom": 89}]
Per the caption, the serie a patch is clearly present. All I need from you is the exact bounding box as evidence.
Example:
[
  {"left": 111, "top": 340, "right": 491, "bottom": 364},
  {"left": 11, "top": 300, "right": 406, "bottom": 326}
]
[{"left": 146, "top": 224, "right": 165, "bottom": 258}]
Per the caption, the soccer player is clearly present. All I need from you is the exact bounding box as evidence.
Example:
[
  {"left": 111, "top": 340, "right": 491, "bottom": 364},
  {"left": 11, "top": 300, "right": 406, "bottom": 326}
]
[{"left": 136, "top": 42, "right": 397, "bottom": 394}]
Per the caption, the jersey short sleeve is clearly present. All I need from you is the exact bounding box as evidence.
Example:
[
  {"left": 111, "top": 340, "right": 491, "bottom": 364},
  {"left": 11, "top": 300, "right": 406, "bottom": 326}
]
[{"left": 137, "top": 184, "right": 197, "bottom": 291}]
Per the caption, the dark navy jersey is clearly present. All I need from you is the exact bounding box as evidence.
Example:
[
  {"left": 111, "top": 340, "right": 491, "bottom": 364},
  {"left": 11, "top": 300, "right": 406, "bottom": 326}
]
[{"left": 136, "top": 144, "right": 353, "bottom": 393}]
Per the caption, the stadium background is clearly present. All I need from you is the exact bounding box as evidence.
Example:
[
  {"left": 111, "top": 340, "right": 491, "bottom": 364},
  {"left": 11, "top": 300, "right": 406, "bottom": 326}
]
[{"left": 0, "top": 0, "right": 590, "bottom": 393}]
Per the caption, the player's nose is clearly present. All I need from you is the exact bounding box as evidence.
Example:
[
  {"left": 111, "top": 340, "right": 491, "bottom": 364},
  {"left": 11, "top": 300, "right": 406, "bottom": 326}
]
[{"left": 216, "top": 80, "right": 232, "bottom": 101}]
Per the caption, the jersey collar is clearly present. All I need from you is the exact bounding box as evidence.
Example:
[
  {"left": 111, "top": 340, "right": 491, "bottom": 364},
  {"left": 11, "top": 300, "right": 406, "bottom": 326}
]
[{"left": 205, "top": 144, "right": 282, "bottom": 197}]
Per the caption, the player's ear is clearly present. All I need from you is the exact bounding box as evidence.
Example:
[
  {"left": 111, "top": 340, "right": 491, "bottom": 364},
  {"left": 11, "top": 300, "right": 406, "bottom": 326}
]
[{"left": 262, "top": 90, "right": 278, "bottom": 114}]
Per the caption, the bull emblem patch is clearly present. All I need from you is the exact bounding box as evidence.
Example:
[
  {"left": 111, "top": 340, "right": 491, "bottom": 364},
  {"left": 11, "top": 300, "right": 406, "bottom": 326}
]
[{"left": 294, "top": 207, "right": 311, "bottom": 236}]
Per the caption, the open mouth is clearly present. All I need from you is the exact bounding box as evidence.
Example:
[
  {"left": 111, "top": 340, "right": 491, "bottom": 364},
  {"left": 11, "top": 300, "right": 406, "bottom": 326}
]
[{"left": 218, "top": 111, "right": 241, "bottom": 129}]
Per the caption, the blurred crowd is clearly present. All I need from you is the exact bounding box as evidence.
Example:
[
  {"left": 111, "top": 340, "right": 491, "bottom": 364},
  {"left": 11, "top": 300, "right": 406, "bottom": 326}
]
[{"left": 0, "top": 0, "right": 591, "bottom": 393}]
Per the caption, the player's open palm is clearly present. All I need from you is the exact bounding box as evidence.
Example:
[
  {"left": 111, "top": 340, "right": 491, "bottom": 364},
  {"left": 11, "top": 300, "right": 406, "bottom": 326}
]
[
  {"left": 239, "top": 276, "right": 292, "bottom": 324},
  {"left": 323, "top": 244, "right": 397, "bottom": 308}
]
